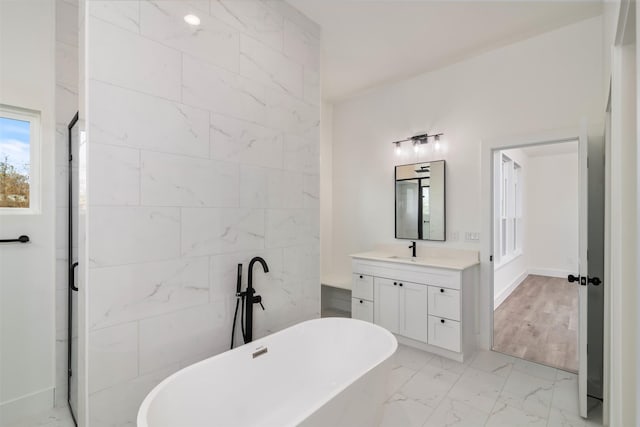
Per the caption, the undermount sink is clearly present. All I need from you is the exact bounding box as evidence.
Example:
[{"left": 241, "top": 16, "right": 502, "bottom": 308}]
[{"left": 387, "top": 255, "right": 418, "bottom": 262}]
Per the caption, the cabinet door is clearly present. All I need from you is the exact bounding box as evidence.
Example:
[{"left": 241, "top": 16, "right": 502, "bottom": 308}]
[
  {"left": 352, "top": 273, "right": 374, "bottom": 300},
  {"left": 427, "top": 286, "right": 460, "bottom": 321},
  {"left": 351, "top": 298, "right": 373, "bottom": 323},
  {"left": 428, "top": 315, "right": 461, "bottom": 352},
  {"left": 400, "top": 281, "right": 428, "bottom": 343},
  {"left": 373, "top": 277, "right": 400, "bottom": 334}
]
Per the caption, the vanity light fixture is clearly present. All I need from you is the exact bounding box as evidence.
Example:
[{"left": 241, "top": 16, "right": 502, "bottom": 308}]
[
  {"left": 394, "top": 141, "right": 402, "bottom": 156},
  {"left": 392, "top": 132, "right": 444, "bottom": 155},
  {"left": 184, "top": 14, "right": 201, "bottom": 26}
]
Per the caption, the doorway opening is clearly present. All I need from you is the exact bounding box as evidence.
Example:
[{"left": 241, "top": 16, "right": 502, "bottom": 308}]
[{"left": 491, "top": 140, "right": 580, "bottom": 372}]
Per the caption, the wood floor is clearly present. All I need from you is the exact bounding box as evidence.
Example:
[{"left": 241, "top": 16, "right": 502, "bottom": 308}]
[{"left": 493, "top": 274, "right": 578, "bottom": 372}]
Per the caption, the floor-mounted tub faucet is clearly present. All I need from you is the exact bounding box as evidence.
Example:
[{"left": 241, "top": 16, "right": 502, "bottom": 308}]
[
  {"left": 245, "top": 256, "right": 269, "bottom": 343},
  {"left": 409, "top": 241, "right": 417, "bottom": 258}
]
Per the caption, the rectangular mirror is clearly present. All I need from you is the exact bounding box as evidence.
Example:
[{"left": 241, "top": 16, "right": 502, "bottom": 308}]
[{"left": 395, "top": 160, "right": 445, "bottom": 241}]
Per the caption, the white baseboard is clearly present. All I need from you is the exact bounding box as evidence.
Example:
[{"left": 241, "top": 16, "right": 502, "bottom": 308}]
[
  {"left": 494, "top": 271, "right": 528, "bottom": 309},
  {"left": 527, "top": 268, "right": 572, "bottom": 279},
  {"left": 0, "top": 387, "right": 54, "bottom": 426}
]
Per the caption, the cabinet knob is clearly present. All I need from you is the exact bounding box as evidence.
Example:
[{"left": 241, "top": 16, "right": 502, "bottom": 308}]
[
  {"left": 393, "top": 282, "right": 397, "bottom": 286},
  {"left": 360, "top": 299, "right": 363, "bottom": 304},
  {"left": 440, "top": 319, "right": 445, "bottom": 324},
  {"left": 440, "top": 288, "right": 444, "bottom": 293},
  {"left": 359, "top": 275, "right": 363, "bottom": 279},
  {"left": 399, "top": 283, "right": 403, "bottom": 287}
]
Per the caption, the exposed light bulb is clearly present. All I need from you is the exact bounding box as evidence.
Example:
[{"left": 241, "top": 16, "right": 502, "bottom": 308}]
[
  {"left": 395, "top": 143, "right": 402, "bottom": 156},
  {"left": 434, "top": 135, "right": 441, "bottom": 151},
  {"left": 414, "top": 142, "right": 420, "bottom": 153},
  {"left": 184, "top": 14, "right": 201, "bottom": 26}
]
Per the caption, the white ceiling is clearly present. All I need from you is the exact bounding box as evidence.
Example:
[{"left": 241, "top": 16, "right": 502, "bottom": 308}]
[{"left": 287, "top": 1, "right": 603, "bottom": 101}]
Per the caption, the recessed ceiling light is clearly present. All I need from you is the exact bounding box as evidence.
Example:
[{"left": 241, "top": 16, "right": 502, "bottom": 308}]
[{"left": 184, "top": 14, "right": 200, "bottom": 26}]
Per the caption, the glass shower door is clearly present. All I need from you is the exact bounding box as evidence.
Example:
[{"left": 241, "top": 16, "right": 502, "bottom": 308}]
[{"left": 68, "top": 113, "right": 79, "bottom": 424}]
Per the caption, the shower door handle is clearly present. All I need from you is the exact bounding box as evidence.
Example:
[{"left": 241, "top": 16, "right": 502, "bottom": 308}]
[{"left": 69, "top": 262, "right": 79, "bottom": 291}]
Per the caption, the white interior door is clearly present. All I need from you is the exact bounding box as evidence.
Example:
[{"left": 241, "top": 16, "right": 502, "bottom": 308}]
[{"left": 577, "top": 126, "right": 589, "bottom": 418}]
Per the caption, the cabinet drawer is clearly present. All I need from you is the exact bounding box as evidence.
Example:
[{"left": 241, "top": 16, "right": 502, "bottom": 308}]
[
  {"left": 428, "top": 315, "right": 461, "bottom": 353},
  {"left": 352, "top": 274, "right": 374, "bottom": 300},
  {"left": 428, "top": 286, "right": 460, "bottom": 321},
  {"left": 351, "top": 298, "right": 373, "bottom": 323}
]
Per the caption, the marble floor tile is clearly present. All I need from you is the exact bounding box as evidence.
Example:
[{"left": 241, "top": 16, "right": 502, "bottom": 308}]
[
  {"left": 500, "top": 370, "right": 554, "bottom": 417},
  {"left": 378, "top": 347, "right": 603, "bottom": 427},
  {"left": 400, "top": 364, "right": 461, "bottom": 408},
  {"left": 547, "top": 406, "right": 587, "bottom": 427},
  {"left": 393, "top": 344, "right": 435, "bottom": 371},
  {"left": 387, "top": 365, "right": 418, "bottom": 397},
  {"left": 7, "top": 406, "right": 75, "bottom": 427},
  {"left": 427, "top": 353, "right": 473, "bottom": 375},
  {"left": 424, "top": 397, "right": 490, "bottom": 427},
  {"left": 470, "top": 350, "right": 515, "bottom": 378},
  {"left": 485, "top": 399, "right": 549, "bottom": 427},
  {"left": 512, "top": 358, "right": 558, "bottom": 382},
  {"left": 447, "top": 367, "right": 506, "bottom": 412},
  {"left": 380, "top": 393, "right": 434, "bottom": 427}
]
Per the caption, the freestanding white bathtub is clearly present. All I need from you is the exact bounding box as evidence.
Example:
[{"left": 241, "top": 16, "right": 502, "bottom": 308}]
[{"left": 137, "top": 317, "right": 397, "bottom": 427}]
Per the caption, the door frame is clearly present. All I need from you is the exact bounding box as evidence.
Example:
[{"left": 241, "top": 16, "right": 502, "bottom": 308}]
[{"left": 480, "top": 126, "right": 585, "bottom": 352}]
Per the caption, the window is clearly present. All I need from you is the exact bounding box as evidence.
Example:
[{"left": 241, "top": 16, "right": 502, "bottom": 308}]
[
  {"left": 497, "top": 153, "right": 522, "bottom": 263},
  {"left": 0, "top": 105, "right": 40, "bottom": 213}
]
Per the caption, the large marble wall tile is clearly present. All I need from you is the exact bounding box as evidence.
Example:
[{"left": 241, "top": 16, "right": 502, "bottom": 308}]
[
  {"left": 240, "top": 34, "right": 303, "bottom": 98},
  {"left": 138, "top": 302, "right": 229, "bottom": 374},
  {"left": 209, "top": 248, "right": 284, "bottom": 302},
  {"left": 89, "top": 364, "right": 181, "bottom": 427},
  {"left": 238, "top": 166, "right": 304, "bottom": 209},
  {"left": 181, "top": 207, "right": 265, "bottom": 256},
  {"left": 141, "top": 151, "right": 239, "bottom": 207},
  {"left": 283, "top": 244, "right": 319, "bottom": 283},
  {"left": 209, "top": 0, "right": 283, "bottom": 52},
  {"left": 303, "top": 174, "right": 319, "bottom": 210},
  {"left": 56, "top": 42, "right": 79, "bottom": 96},
  {"left": 89, "top": 0, "right": 140, "bottom": 34},
  {"left": 265, "top": 209, "right": 313, "bottom": 248},
  {"left": 56, "top": 0, "right": 79, "bottom": 47},
  {"left": 89, "top": 17, "right": 181, "bottom": 101},
  {"left": 89, "top": 257, "right": 209, "bottom": 329},
  {"left": 56, "top": 86, "right": 79, "bottom": 128},
  {"left": 140, "top": 1, "right": 239, "bottom": 72},
  {"left": 90, "top": 80, "right": 209, "bottom": 158},
  {"left": 283, "top": 19, "right": 320, "bottom": 72},
  {"left": 89, "top": 207, "right": 180, "bottom": 267},
  {"left": 88, "top": 323, "right": 138, "bottom": 394},
  {"left": 261, "top": 1, "right": 321, "bottom": 40},
  {"left": 182, "top": 55, "right": 267, "bottom": 124},
  {"left": 89, "top": 143, "right": 140, "bottom": 206},
  {"left": 283, "top": 133, "right": 320, "bottom": 174},
  {"left": 210, "top": 114, "right": 283, "bottom": 169},
  {"left": 303, "top": 68, "right": 320, "bottom": 107},
  {"left": 266, "top": 87, "right": 320, "bottom": 135}
]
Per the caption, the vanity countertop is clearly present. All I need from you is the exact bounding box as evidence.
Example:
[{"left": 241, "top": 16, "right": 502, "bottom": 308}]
[{"left": 350, "top": 251, "right": 480, "bottom": 271}]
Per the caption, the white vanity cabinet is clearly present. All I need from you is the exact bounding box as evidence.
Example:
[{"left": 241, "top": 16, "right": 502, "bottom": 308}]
[
  {"left": 351, "top": 252, "right": 479, "bottom": 362},
  {"left": 373, "top": 278, "right": 428, "bottom": 342},
  {"left": 351, "top": 273, "right": 374, "bottom": 322}
]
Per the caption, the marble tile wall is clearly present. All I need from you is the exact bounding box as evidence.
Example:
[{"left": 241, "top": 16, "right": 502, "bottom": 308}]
[
  {"left": 85, "top": 1, "right": 320, "bottom": 425},
  {"left": 54, "top": 0, "right": 79, "bottom": 408}
]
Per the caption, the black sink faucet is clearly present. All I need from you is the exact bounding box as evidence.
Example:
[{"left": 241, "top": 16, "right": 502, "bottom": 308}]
[
  {"left": 245, "top": 256, "right": 269, "bottom": 343},
  {"left": 409, "top": 241, "right": 417, "bottom": 258}
]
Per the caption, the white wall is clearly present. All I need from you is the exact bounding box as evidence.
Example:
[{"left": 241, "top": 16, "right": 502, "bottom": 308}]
[
  {"left": 83, "top": 2, "right": 320, "bottom": 425},
  {"left": 330, "top": 16, "right": 604, "bottom": 283},
  {"left": 527, "top": 152, "right": 579, "bottom": 277},
  {"left": 493, "top": 147, "right": 528, "bottom": 308},
  {"left": 0, "top": 0, "right": 57, "bottom": 423}
]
